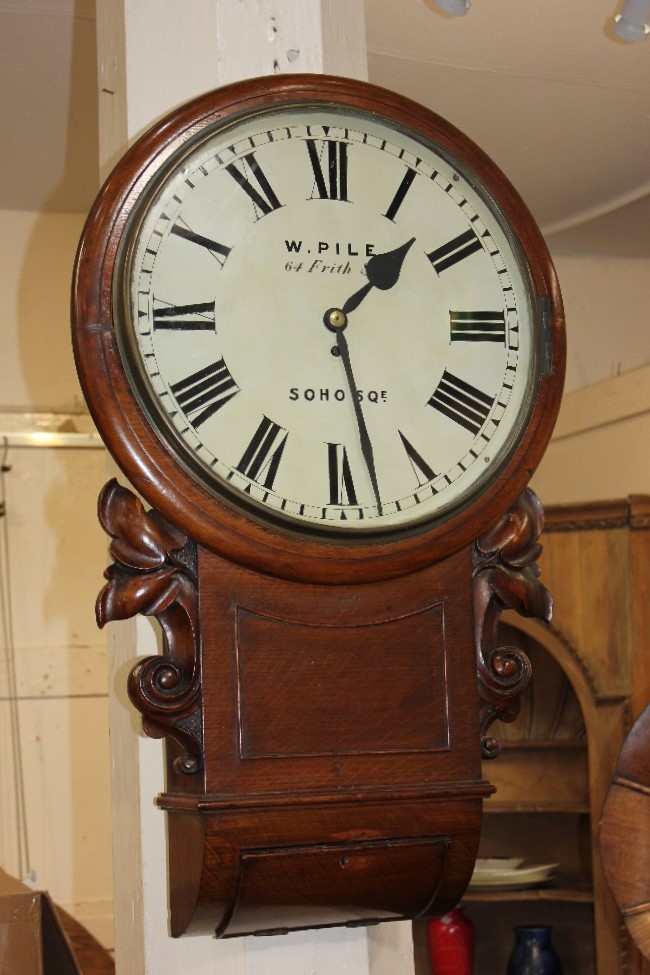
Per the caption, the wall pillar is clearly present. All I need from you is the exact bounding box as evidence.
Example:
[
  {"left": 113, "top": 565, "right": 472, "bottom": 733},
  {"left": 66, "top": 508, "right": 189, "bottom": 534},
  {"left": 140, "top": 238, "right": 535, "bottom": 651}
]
[{"left": 95, "top": 4, "right": 415, "bottom": 973}]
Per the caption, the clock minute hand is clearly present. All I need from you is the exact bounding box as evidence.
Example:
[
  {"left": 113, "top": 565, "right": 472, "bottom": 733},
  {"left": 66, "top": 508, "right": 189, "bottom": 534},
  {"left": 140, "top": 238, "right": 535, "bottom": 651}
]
[
  {"left": 341, "top": 237, "right": 415, "bottom": 316},
  {"left": 323, "top": 238, "right": 415, "bottom": 517},
  {"left": 335, "top": 327, "right": 383, "bottom": 516}
]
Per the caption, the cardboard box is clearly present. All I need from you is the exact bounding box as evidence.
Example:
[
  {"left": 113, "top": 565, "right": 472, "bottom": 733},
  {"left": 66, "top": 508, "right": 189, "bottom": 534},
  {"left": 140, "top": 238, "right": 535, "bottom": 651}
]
[{"left": 0, "top": 868, "right": 82, "bottom": 975}]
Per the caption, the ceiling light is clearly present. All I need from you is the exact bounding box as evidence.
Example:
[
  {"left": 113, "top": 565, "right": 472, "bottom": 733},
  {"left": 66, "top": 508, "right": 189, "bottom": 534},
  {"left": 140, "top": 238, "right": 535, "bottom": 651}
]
[
  {"left": 613, "top": 0, "right": 650, "bottom": 40},
  {"left": 435, "top": 0, "right": 470, "bottom": 16}
]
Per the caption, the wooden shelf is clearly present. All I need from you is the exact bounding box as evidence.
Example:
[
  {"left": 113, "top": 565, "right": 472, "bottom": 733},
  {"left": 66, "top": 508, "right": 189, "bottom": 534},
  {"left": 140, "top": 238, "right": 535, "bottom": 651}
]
[
  {"left": 483, "top": 728, "right": 589, "bottom": 811},
  {"left": 465, "top": 885, "right": 594, "bottom": 904},
  {"left": 496, "top": 739, "right": 587, "bottom": 750},
  {"left": 485, "top": 801, "right": 591, "bottom": 814}
]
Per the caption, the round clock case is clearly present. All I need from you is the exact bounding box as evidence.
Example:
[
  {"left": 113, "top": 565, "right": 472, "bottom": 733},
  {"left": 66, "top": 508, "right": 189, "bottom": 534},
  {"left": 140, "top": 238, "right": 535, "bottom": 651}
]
[{"left": 72, "top": 74, "right": 565, "bottom": 583}]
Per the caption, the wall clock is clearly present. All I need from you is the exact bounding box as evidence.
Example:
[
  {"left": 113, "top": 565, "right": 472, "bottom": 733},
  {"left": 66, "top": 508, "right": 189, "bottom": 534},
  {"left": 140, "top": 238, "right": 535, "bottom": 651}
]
[{"left": 72, "top": 74, "right": 565, "bottom": 938}]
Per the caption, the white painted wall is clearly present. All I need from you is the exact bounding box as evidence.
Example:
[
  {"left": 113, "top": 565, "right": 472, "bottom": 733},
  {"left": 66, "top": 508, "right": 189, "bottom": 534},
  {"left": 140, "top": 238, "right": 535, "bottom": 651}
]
[
  {"left": 0, "top": 210, "right": 87, "bottom": 412},
  {"left": 532, "top": 362, "right": 650, "bottom": 505},
  {"left": 529, "top": 251, "right": 650, "bottom": 505},
  {"left": 0, "top": 204, "right": 114, "bottom": 947},
  {"left": 0, "top": 437, "right": 113, "bottom": 945},
  {"left": 554, "top": 252, "right": 650, "bottom": 395}
]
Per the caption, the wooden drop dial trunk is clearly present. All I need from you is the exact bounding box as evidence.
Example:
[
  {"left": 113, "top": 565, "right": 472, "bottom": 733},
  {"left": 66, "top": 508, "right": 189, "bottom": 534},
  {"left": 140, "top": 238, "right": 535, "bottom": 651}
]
[
  {"left": 96, "top": 479, "right": 552, "bottom": 937},
  {"left": 178, "top": 549, "right": 482, "bottom": 936},
  {"left": 73, "top": 74, "right": 565, "bottom": 938}
]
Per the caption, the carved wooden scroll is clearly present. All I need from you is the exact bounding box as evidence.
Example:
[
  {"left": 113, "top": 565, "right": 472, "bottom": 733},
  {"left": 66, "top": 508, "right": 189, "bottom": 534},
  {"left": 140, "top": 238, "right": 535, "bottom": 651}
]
[
  {"left": 96, "top": 479, "right": 202, "bottom": 773},
  {"left": 473, "top": 487, "right": 552, "bottom": 759}
]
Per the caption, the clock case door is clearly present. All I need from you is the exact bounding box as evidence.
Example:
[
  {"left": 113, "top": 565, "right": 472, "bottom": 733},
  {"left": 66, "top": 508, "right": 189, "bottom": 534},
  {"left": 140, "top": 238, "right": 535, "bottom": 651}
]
[{"left": 73, "top": 74, "right": 565, "bottom": 937}]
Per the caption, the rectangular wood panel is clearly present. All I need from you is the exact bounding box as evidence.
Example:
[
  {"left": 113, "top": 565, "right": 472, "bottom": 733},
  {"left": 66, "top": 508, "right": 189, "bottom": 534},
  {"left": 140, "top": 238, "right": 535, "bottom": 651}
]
[{"left": 235, "top": 603, "right": 448, "bottom": 758}]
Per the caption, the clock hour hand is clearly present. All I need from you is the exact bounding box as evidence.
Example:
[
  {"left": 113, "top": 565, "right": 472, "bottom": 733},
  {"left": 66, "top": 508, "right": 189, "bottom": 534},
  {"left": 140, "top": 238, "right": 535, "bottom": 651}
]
[
  {"left": 334, "top": 326, "right": 383, "bottom": 516},
  {"left": 341, "top": 237, "right": 415, "bottom": 316}
]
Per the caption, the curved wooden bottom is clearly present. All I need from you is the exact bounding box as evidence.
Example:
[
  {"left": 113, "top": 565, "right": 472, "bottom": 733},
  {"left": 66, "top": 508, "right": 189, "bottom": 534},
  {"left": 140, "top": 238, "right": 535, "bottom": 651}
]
[{"left": 162, "top": 792, "right": 489, "bottom": 937}]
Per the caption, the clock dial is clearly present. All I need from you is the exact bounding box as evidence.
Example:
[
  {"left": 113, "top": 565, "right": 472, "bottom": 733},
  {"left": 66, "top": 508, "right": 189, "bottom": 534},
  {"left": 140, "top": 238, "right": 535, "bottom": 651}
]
[{"left": 116, "top": 104, "right": 539, "bottom": 536}]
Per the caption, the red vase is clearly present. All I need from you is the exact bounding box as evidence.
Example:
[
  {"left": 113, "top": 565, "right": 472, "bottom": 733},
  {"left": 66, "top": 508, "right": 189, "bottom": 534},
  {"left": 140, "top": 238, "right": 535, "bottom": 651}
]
[{"left": 427, "top": 908, "right": 474, "bottom": 975}]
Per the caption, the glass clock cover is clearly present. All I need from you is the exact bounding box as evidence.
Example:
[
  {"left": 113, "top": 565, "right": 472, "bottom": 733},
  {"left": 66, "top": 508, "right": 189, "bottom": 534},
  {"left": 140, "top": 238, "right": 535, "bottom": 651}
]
[{"left": 117, "top": 102, "right": 539, "bottom": 537}]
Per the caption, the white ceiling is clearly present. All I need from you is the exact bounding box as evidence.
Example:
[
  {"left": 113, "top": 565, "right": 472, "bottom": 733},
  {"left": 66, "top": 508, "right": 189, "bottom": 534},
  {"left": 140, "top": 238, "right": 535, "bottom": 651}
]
[{"left": 1, "top": 0, "right": 649, "bottom": 256}]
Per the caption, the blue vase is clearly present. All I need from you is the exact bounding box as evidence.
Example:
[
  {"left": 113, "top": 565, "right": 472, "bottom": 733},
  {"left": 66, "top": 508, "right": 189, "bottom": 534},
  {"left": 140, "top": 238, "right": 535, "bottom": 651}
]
[{"left": 507, "top": 926, "right": 563, "bottom": 975}]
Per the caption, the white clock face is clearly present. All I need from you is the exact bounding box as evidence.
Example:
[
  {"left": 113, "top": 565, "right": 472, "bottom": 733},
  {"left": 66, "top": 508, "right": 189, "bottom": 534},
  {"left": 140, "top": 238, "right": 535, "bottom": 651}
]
[{"left": 118, "top": 104, "right": 538, "bottom": 536}]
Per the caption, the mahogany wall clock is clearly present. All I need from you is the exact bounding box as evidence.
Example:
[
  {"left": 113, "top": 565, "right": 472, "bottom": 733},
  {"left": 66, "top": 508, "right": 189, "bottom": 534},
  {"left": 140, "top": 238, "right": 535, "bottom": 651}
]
[{"left": 72, "top": 74, "right": 565, "bottom": 938}]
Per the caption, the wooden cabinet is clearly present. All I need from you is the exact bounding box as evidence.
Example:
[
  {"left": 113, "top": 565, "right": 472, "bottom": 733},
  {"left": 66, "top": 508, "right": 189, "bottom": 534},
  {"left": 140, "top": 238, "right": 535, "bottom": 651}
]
[
  {"left": 414, "top": 497, "right": 650, "bottom": 975},
  {"left": 464, "top": 626, "right": 599, "bottom": 974}
]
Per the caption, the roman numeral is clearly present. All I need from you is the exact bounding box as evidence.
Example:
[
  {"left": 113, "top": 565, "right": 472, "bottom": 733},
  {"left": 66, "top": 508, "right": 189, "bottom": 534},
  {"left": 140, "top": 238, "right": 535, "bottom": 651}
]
[
  {"left": 398, "top": 431, "right": 436, "bottom": 486},
  {"left": 225, "top": 153, "right": 283, "bottom": 218},
  {"left": 383, "top": 168, "right": 416, "bottom": 221},
  {"left": 170, "top": 359, "right": 239, "bottom": 428},
  {"left": 427, "top": 229, "right": 483, "bottom": 274},
  {"left": 237, "top": 416, "right": 288, "bottom": 489},
  {"left": 327, "top": 443, "right": 358, "bottom": 505},
  {"left": 428, "top": 370, "right": 495, "bottom": 435},
  {"left": 170, "top": 220, "right": 232, "bottom": 267},
  {"left": 152, "top": 299, "right": 215, "bottom": 331},
  {"left": 450, "top": 310, "right": 506, "bottom": 344},
  {"left": 306, "top": 139, "right": 349, "bottom": 201}
]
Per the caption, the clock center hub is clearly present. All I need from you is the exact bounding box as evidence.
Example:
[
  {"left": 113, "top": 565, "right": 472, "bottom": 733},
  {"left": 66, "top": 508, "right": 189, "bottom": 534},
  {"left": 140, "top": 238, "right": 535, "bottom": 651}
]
[{"left": 325, "top": 307, "right": 348, "bottom": 331}]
